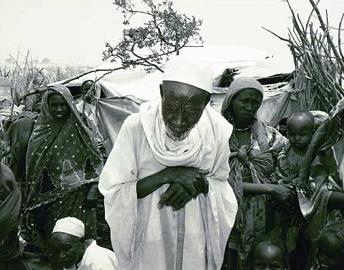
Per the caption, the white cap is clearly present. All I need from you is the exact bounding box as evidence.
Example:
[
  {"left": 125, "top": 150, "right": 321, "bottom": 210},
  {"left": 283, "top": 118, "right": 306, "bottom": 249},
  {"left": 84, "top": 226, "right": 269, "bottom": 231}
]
[
  {"left": 52, "top": 217, "right": 85, "bottom": 238},
  {"left": 163, "top": 57, "right": 213, "bottom": 93}
]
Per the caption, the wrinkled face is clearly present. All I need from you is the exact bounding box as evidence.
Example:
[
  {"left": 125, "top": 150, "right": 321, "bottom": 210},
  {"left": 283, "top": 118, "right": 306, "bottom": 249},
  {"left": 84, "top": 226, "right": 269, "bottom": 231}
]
[
  {"left": 160, "top": 81, "right": 209, "bottom": 141},
  {"left": 230, "top": 89, "right": 262, "bottom": 123},
  {"left": 287, "top": 116, "right": 314, "bottom": 151},
  {"left": 48, "top": 93, "right": 70, "bottom": 121},
  {"left": 317, "top": 234, "right": 343, "bottom": 270},
  {"left": 252, "top": 242, "right": 286, "bottom": 270},
  {"left": 52, "top": 232, "right": 84, "bottom": 269}
]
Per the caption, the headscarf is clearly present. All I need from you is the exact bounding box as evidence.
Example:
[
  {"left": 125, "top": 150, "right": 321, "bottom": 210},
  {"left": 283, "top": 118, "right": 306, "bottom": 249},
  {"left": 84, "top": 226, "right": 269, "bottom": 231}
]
[
  {"left": 221, "top": 77, "right": 264, "bottom": 121},
  {"left": 26, "top": 85, "right": 102, "bottom": 210}
]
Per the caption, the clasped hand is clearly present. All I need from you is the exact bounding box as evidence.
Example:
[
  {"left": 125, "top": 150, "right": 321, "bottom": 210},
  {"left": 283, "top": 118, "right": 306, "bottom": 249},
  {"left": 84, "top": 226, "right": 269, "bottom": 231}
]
[{"left": 158, "top": 166, "right": 208, "bottom": 211}]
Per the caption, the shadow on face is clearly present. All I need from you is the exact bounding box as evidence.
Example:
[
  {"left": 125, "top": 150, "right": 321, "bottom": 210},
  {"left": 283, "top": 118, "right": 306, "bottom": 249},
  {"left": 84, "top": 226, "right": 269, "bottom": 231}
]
[
  {"left": 51, "top": 232, "right": 84, "bottom": 269},
  {"left": 160, "top": 81, "right": 210, "bottom": 141},
  {"left": 251, "top": 241, "right": 286, "bottom": 270}
]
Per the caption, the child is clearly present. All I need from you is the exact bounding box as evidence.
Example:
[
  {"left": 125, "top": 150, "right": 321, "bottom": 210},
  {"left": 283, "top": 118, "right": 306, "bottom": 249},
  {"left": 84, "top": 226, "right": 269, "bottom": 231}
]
[
  {"left": 313, "top": 220, "right": 344, "bottom": 270},
  {"left": 249, "top": 239, "right": 288, "bottom": 270},
  {"left": 275, "top": 111, "right": 342, "bottom": 269}
]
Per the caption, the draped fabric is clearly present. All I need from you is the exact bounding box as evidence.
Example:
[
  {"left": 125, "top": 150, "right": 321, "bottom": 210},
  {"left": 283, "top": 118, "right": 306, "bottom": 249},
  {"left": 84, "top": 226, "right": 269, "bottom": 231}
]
[
  {"left": 221, "top": 85, "right": 287, "bottom": 269},
  {"left": 0, "top": 163, "right": 22, "bottom": 262},
  {"left": 99, "top": 100, "right": 238, "bottom": 270},
  {"left": 227, "top": 124, "right": 286, "bottom": 269},
  {"left": 26, "top": 85, "right": 102, "bottom": 210},
  {"left": 0, "top": 170, "right": 21, "bottom": 241},
  {"left": 24, "top": 85, "right": 103, "bottom": 259}
]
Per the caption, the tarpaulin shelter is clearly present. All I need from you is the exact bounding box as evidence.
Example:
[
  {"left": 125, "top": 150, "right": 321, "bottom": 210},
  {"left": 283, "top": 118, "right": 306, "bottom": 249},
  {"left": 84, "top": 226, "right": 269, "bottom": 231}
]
[{"left": 52, "top": 46, "right": 294, "bottom": 155}]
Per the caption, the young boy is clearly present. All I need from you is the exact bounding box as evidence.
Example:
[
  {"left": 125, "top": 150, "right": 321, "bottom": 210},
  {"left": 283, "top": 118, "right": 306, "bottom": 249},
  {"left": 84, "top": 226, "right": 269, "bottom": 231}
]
[
  {"left": 275, "top": 111, "right": 342, "bottom": 270},
  {"left": 276, "top": 111, "right": 338, "bottom": 187}
]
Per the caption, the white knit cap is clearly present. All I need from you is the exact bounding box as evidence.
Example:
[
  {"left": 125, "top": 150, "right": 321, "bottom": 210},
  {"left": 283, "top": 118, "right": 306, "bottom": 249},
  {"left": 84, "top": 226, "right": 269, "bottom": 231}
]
[
  {"left": 52, "top": 217, "right": 85, "bottom": 238},
  {"left": 163, "top": 57, "right": 213, "bottom": 93}
]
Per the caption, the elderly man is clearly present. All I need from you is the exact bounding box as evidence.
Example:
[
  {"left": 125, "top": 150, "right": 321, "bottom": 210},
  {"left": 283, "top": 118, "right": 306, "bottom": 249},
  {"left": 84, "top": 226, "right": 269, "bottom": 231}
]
[
  {"left": 99, "top": 59, "right": 238, "bottom": 270},
  {"left": 51, "top": 217, "right": 117, "bottom": 270}
]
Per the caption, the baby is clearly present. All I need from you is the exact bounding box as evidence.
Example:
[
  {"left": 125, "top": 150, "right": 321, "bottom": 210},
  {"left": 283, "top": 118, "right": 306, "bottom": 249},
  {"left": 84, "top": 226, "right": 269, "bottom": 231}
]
[{"left": 276, "top": 111, "right": 337, "bottom": 186}]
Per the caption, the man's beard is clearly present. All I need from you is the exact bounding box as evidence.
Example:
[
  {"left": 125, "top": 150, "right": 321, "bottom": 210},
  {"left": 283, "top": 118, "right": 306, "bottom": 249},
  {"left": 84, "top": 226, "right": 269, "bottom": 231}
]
[{"left": 165, "top": 125, "right": 192, "bottom": 141}]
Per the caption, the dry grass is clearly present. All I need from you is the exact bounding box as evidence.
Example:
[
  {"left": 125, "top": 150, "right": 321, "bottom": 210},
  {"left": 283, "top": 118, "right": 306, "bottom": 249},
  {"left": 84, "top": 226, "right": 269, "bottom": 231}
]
[{"left": 0, "top": 51, "right": 92, "bottom": 113}]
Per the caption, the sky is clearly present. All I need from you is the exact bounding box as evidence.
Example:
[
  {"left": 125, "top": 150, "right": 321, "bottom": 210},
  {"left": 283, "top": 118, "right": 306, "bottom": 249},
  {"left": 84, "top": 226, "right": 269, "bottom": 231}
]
[{"left": 0, "top": 0, "right": 343, "bottom": 67}]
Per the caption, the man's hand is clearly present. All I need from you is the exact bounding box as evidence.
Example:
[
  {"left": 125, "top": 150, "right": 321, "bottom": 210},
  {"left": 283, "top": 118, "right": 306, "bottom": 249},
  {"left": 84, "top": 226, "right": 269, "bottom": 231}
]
[
  {"left": 158, "top": 183, "right": 192, "bottom": 210},
  {"left": 162, "top": 166, "right": 207, "bottom": 198}
]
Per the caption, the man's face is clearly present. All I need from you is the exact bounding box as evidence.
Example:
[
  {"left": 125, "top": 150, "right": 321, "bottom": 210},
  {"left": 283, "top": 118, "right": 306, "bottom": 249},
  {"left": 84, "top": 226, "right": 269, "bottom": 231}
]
[
  {"left": 48, "top": 94, "right": 70, "bottom": 121},
  {"left": 287, "top": 116, "right": 314, "bottom": 151},
  {"left": 160, "top": 81, "right": 209, "bottom": 141},
  {"left": 52, "top": 232, "right": 84, "bottom": 268}
]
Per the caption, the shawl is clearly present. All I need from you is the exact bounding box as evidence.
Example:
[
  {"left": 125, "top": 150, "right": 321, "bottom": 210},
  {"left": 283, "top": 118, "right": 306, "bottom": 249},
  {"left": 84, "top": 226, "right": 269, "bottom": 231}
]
[{"left": 26, "top": 85, "right": 102, "bottom": 211}]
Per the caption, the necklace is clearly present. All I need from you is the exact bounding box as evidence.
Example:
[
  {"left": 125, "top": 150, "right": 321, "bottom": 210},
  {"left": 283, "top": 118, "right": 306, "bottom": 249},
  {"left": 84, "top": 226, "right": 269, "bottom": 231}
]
[{"left": 234, "top": 126, "right": 251, "bottom": 132}]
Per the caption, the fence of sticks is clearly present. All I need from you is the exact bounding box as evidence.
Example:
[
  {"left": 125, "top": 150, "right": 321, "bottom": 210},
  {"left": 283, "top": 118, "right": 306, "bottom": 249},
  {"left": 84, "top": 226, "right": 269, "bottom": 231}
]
[{"left": 265, "top": 0, "right": 344, "bottom": 114}]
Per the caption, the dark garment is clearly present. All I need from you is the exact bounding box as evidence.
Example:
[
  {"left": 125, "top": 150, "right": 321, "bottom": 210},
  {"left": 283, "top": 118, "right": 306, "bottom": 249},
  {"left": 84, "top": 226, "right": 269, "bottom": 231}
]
[
  {"left": 7, "top": 112, "right": 36, "bottom": 194},
  {"left": 24, "top": 85, "right": 102, "bottom": 262},
  {"left": 0, "top": 232, "right": 29, "bottom": 270}
]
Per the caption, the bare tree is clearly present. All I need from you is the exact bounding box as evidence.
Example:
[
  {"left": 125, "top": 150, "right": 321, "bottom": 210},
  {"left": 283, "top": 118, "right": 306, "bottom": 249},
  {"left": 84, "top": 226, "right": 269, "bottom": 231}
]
[{"left": 103, "top": 0, "right": 204, "bottom": 72}]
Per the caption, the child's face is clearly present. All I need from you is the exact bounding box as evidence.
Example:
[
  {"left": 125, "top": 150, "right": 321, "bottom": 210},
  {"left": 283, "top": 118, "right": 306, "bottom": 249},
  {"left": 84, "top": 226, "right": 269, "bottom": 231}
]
[
  {"left": 287, "top": 118, "right": 313, "bottom": 151},
  {"left": 317, "top": 234, "right": 343, "bottom": 269},
  {"left": 252, "top": 242, "right": 285, "bottom": 270}
]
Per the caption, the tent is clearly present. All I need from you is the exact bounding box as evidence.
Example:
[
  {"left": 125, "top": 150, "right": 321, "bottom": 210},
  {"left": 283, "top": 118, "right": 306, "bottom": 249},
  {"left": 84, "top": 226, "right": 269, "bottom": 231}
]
[{"left": 52, "top": 46, "right": 294, "bottom": 154}]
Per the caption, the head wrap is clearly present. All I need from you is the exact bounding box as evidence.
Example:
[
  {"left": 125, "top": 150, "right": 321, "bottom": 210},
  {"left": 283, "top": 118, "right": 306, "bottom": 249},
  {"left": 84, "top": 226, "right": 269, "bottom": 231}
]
[
  {"left": 221, "top": 77, "right": 264, "bottom": 121},
  {"left": 163, "top": 57, "right": 213, "bottom": 93},
  {"left": 52, "top": 217, "right": 85, "bottom": 238}
]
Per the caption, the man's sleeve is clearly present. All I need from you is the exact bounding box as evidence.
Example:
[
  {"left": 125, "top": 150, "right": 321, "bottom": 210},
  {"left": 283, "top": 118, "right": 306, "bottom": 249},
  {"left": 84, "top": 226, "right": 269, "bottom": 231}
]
[{"left": 98, "top": 116, "right": 138, "bottom": 267}]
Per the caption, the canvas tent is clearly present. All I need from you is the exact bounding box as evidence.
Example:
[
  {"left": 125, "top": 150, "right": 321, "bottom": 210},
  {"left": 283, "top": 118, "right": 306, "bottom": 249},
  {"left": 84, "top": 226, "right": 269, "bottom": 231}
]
[{"left": 52, "top": 46, "right": 294, "bottom": 155}]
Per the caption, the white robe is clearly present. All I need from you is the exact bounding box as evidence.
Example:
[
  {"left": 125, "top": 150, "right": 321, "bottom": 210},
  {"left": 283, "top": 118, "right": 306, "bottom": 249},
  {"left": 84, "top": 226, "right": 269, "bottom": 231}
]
[
  {"left": 99, "top": 101, "right": 238, "bottom": 270},
  {"left": 64, "top": 240, "right": 118, "bottom": 270}
]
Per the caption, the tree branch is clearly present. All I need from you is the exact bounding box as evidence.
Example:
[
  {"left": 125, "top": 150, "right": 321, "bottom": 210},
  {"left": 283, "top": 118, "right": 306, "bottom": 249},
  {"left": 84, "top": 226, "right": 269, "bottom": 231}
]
[{"left": 262, "top": 27, "right": 291, "bottom": 43}]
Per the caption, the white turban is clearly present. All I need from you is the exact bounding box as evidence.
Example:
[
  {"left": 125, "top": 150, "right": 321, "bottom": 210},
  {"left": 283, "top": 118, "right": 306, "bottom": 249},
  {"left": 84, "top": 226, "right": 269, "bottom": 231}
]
[
  {"left": 52, "top": 217, "right": 85, "bottom": 238},
  {"left": 163, "top": 57, "right": 213, "bottom": 94}
]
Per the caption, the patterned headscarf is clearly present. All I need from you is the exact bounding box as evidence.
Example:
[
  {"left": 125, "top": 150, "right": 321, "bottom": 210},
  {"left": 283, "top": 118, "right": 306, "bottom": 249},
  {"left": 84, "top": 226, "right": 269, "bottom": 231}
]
[{"left": 26, "top": 85, "right": 102, "bottom": 210}]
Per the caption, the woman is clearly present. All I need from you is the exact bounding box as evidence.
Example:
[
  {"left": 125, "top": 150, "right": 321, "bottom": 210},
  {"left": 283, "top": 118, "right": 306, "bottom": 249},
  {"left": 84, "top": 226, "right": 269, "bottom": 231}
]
[
  {"left": 24, "top": 85, "right": 102, "bottom": 261},
  {"left": 221, "top": 77, "right": 291, "bottom": 269}
]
